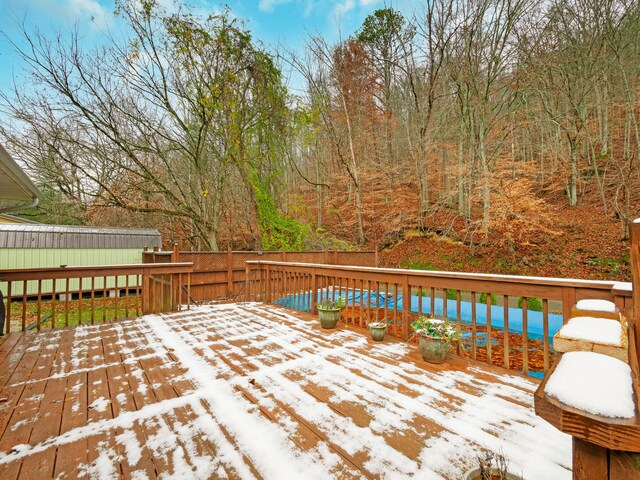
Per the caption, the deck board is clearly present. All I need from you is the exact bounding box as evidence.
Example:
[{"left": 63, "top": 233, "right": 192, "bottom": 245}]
[{"left": 0, "top": 302, "right": 571, "bottom": 479}]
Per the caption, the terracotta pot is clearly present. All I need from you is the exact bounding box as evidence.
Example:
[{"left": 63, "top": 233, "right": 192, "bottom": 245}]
[
  {"left": 462, "top": 467, "right": 522, "bottom": 480},
  {"left": 369, "top": 323, "right": 387, "bottom": 341},
  {"left": 418, "top": 335, "right": 451, "bottom": 363},
  {"left": 318, "top": 307, "right": 341, "bottom": 329}
]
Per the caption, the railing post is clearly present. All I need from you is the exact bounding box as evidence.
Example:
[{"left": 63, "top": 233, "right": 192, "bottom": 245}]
[
  {"left": 631, "top": 220, "right": 640, "bottom": 325},
  {"left": 227, "top": 248, "right": 233, "bottom": 297},
  {"left": 375, "top": 249, "right": 379, "bottom": 267},
  {"left": 630, "top": 220, "right": 640, "bottom": 361},
  {"left": 333, "top": 250, "right": 339, "bottom": 265},
  {"left": 562, "top": 287, "right": 576, "bottom": 323},
  {"left": 171, "top": 243, "right": 179, "bottom": 262}
]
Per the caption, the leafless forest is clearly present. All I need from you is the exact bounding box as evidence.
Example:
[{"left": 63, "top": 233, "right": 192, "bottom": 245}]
[{"left": 2, "top": 0, "right": 639, "bottom": 278}]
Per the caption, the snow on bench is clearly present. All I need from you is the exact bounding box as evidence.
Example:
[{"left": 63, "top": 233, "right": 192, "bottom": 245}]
[
  {"left": 544, "top": 351, "right": 635, "bottom": 419},
  {"left": 575, "top": 299, "right": 617, "bottom": 313},
  {"left": 553, "top": 316, "right": 627, "bottom": 362}
]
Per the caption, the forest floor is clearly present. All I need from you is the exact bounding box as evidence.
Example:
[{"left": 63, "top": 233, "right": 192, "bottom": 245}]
[{"left": 377, "top": 202, "right": 631, "bottom": 281}]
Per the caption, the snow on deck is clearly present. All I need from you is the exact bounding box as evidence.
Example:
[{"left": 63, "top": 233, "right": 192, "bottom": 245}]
[{"left": 0, "top": 303, "right": 571, "bottom": 479}]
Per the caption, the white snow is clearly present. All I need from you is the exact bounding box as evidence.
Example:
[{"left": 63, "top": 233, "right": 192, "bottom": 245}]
[
  {"left": 633, "top": 218, "right": 640, "bottom": 223},
  {"left": 0, "top": 303, "right": 572, "bottom": 480},
  {"left": 557, "top": 316, "right": 622, "bottom": 345},
  {"left": 544, "top": 352, "right": 635, "bottom": 418},
  {"left": 575, "top": 299, "right": 617, "bottom": 313}
]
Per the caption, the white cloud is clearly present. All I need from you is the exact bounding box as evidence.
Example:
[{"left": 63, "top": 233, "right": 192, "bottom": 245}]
[
  {"left": 258, "top": 0, "right": 295, "bottom": 12},
  {"left": 6, "top": 0, "right": 112, "bottom": 30},
  {"left": 332, "top": 0, "right": 355, "bottom": 19},
  {"left": 360, "top": 0, "right": 382, "bottom": 5}
]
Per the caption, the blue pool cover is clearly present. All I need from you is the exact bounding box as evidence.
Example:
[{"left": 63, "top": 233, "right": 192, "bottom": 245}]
[{"left": 275, "top": 289, "right": 563, "bottom": 341}]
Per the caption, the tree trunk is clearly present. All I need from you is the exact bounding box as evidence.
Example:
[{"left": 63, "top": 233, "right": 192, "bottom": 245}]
[{"left": 568, "top": 141, "right": 578, "bottom": 207}]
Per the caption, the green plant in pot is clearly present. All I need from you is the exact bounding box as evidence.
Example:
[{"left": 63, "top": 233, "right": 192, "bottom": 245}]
[
  {"left": 410, "top": 315, "right": 461, "bottom": 364},
  {"left": 316, "top": 296, "right": 346, "bottom": 329},
  {"left": 368, "top": 321, "right": 388, "bottom": 341}
]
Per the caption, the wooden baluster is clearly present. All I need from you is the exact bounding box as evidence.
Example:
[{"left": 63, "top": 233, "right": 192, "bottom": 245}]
[
  {"left": 417, "top": 286, "right": 423, "bottom": 316},
  {"left": 65, "top": 278, "right": 70, "bottom": 327},
  {"left": 352, "top": 278, "right": 357, "bottom": 326},
  {"left": 543, "top": 298, "right": 550, "bottom": 374},
  {"left": 393, "top": 283, "right": 399, "bottom": 337},
  {"left": 36, "top": 279, "right": 42, "bottom": 331},
  {"left": 430, "top": 287, "right": 435, "bottom": 316},
  {"left": 137, "top": 274, "right": 142, "bottom": 316},
  {"left": 522, "top": 297, "right": 529, "bottom": 375},
  {"left": 51, "top": 279, "right": 56, "bottom": 329},
  {"left": 102, "top": 276, "right": 108, "bottom": 322},
  {"left": 114, "top": 276, "right": 120, "bottom": 318},
  {"left": 486, "top": 292, "right": 492, "bottom": 366},
  {"left": 125, "top": 274, "right": 130, "bottom": 318},
  {"left": 442, "top": 288, "right": 448, "bottom": 320},
  {"left": 22, "top": 280, "right": 27, "bottom": 331},
  {"left": 359, "top": 279, "right": 364, "bottom": 326},
  {"left": 78, "top": 277, "right": 84, "bottom": 325},
  {"left": 471, "top": 291, "right": 477, "bottom": 360},
  {"left": 6, "top": 281, "right": 12, "bottom": 334},
  {"left": 187, "top": 272, "right": 191, "bottom": 310},
  {"left": 504, "top": 295, "right": 510, "bottom": 369},
  {"left": 456, "top": 290, "right": 462, "bottom": 355},
  {"left": 90, "top": 277, "right": 95, "bottom": 324},
  {"left": 384, "top": 283, "right": 389, "bottom": 327}
]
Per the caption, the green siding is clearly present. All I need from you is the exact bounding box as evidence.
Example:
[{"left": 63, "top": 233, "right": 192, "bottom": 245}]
[{"left": 1, "top": 248, "right": 144, "bottom": 296}]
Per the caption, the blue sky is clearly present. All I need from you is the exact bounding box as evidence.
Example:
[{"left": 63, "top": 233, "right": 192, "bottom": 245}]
[{"left": 0, "top": 0, "right": 416, "bottom": 96}]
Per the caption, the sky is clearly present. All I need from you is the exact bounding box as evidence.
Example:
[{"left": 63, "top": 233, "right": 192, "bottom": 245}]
[{"left": 0, "top": 0, "right": 416, "bottom": 96}]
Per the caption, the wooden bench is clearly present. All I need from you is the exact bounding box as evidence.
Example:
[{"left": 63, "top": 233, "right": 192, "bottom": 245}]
[{"left": 536, "top": 323, "right": 640, "bottom": 479}]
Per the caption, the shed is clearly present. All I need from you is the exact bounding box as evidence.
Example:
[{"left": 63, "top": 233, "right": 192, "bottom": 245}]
[{"left": 0, "top": 224, "right": 161, "bottom": 296}]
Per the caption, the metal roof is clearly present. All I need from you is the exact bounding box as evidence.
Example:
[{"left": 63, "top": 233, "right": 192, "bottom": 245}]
[
  {"left": 0, "top": 224, "right": 162, "bottom": 249},
  {"left": 0, "top": 144, "right": 42, "bottom": 213}
]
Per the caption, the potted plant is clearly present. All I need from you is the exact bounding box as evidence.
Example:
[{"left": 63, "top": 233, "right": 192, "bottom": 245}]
[
  {"left": 368, "top": 321, "right": 387, "bottom": 341},
  {"left": 410, "top": 315, "right": 461, "bottom": 364},
  {"left": 316, "top": 296, "right": 346, "bottom": 329},
  {"left": 463, "top": 450, "right": 522, "bottom": 480}
]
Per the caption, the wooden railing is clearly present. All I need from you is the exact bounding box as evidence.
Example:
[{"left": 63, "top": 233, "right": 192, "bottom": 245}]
[
  {"left": 0, "top": 263, "right": 193, "bottom": 334},
  {"left": 245, "top": 260, "right": 632, "bottom": 377},
  {"left": 142, "top": 246, "right": 378, "bottom": 301}
]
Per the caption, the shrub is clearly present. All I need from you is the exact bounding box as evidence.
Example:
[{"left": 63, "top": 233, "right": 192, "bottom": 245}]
[
  {"left": 478, "top": 292, "right": 498, "bottom": 305},
  {"left": 517, "top": 297, "right": 543, "bottom": 312}
]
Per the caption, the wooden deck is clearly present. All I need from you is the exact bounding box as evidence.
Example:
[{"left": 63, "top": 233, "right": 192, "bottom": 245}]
[{"left": 0, "top": 302, "right": 571, "bottom": 479}]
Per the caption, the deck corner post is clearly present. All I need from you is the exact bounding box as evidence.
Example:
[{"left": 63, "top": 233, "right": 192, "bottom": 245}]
[{"left": 630, "top": 220, "right": 640, "bottom": 325}]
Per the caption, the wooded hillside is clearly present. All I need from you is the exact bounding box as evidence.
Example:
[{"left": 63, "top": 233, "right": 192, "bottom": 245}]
[{"left": 1, "top": 0, "right": 639, "bottom": 280}]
